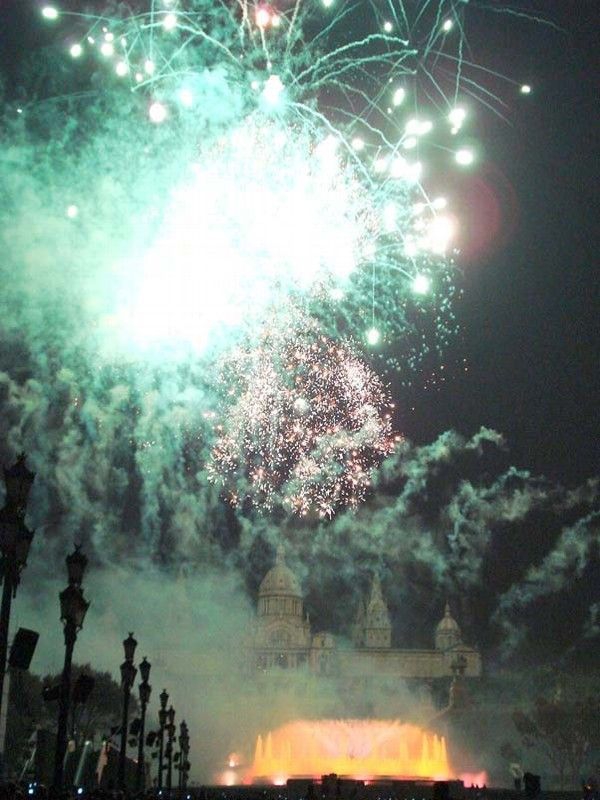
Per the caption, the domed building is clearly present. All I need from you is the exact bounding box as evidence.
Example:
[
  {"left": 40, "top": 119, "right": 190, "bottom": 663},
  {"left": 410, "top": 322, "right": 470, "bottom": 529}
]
[
  {"left": 435, "top": 602, "right": 463, "bottom": 651},
  {"left": 252, "top": 547, "right": 481, "bottom": 679},
  {"left": 254, "top": 545, "right": 312, "bottom": 669}
]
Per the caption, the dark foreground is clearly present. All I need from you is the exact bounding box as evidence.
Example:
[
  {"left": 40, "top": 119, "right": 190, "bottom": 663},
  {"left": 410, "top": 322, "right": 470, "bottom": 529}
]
[{"left": 0, "top": 779, "right": 593, "bottom": 800}]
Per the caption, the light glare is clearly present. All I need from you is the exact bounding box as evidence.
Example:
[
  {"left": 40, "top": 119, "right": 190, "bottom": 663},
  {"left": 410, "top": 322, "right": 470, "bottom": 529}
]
[
  {"left": 262, "top": 75, "right": 284, "bottom": 106},
  {"left": 412, "top": 274, "right": 431, "bottom": 294},
  {"left": 163, "top": 13, "right": 177, "bottom": 31},
  {"left": 366, "top": 328, "right": 381, "bottom": 345},
  {"left": 149, "top": 101, "right": 167, "bottom": 123},
  {"left": 392, "top": 87, "right": 405, "bottom": 106},
  {"left": 426, "top": 216, "right": 454, "bottom": 254},
  {"left": 256, "top": 7, "right": 271, "bottom": 28},
  {"left": 448, "top": 107, "right": 466, "bottom": 128},
  {"left": 120, "top": 121, "right": 367, "bottom": 353},
  {"left": 455, "top": 148, "right": 474, "bottom": 166},
  {"left": 178, "top": 88, "right": 194, "bottom": 107}
]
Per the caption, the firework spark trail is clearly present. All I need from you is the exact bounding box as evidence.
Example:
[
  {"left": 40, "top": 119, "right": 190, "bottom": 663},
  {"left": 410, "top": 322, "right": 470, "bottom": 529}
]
[
  {"left": 27, "top": 0, "right": 505, "bottom": 361},
  {"left": 207, "top": 306, "right": 397, "bottom": 516}
]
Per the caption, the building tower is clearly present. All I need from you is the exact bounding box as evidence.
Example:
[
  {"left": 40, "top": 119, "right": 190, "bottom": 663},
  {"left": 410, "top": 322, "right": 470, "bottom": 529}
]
[
  {"left": 352, "top": 599, "right": 366, "bottom": 647},
  {"left": 254, "top": 544, "right": 311, "bottom": 669},
  {"left": 363, "top": 574, "right": 392, "bottom": 649},
  {"left": 434, "top": 602, "right": 462, "bottom": 651}
]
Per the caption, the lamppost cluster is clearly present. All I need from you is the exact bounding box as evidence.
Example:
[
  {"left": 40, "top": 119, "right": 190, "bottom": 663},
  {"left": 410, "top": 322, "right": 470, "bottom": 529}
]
[
  {"left": 116, "top": 645, "right": 187, "bottom": 793},
  {"left": 157, "top": 688, "right": 180, "bottom": 792},
  {"left": 0, "top": 457, "right": 191, "bottom": 792},
  {"left": 178, "top": 719, "right": 191, "bottom": 790},
  {"left": 113, "top": 633, "right": 189, "bottom": 793}
]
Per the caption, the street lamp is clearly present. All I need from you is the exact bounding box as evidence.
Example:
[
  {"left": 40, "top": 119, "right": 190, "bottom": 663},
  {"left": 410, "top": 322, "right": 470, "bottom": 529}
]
[
  {"left": 118, "top": 632, "right": 137, "bottom": 791},
  {"left": 0, "top": 455, "right": 35, "bottom": 727},
  {"left": 157, "top": 688, "right": 169, "bottom": 789},
  {"left": 166, "top": 705, "right": 176, "bottom": 793},
  {"left": 53, "top": 545, "right": 90, "bottom": 790},
  {"left": 136, "top": 656, "right": 152, "bottom": 791},
  {"left": 178, "top": 720, "right": 190, "bottom": 790}
]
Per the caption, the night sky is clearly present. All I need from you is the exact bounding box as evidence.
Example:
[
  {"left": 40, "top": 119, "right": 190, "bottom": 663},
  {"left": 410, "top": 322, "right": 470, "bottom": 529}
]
[
  {"left": 401, "top": 1, "right": 600, "bottom": 485},
  {"left": 0, "top": 0, "right": 598, "bottom": 680}
]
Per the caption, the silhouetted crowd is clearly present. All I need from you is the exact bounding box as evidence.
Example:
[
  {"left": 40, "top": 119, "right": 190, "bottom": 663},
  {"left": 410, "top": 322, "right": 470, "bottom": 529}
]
[{"left": 0, "top": 786, "right": 158, "bottom": 800}]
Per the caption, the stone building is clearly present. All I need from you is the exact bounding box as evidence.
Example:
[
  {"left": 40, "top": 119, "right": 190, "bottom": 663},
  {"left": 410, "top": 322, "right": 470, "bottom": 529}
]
[{"left": 252, "top": 546, "right": 481, "bottom": 679}]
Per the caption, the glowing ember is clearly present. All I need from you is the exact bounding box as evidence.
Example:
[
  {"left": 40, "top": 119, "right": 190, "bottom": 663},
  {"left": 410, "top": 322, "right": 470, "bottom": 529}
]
[
  {"left": 246, "top": 720, "right": 452, "bottom": 783},
  {"left": 207, "top": 308, "right": 396, "bottom": 516}
]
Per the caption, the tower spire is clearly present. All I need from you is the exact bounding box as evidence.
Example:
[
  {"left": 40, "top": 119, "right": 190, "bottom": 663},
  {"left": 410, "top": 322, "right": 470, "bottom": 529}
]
[
  {"left": 364, "top": 573, "right": 391, "bottom": 649},
  {"left": 275, "top": 543, "right": 285, "bottom": 565}
]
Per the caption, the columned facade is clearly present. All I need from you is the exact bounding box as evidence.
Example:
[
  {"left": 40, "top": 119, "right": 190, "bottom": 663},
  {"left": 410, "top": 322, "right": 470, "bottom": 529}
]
[{"left": 252, "top": 547, "right": 482, "bottom": 679}]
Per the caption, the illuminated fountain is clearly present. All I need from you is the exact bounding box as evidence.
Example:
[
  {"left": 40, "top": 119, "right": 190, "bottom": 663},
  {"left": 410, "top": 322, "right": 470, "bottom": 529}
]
[{"left": 245, "top": 720, "right": 453, "bottom": 784}]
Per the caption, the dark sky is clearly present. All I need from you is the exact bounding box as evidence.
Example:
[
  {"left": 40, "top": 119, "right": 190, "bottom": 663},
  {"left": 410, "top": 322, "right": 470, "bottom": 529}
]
[{"left": 404, "top": 1, "right": 600, "bottom": 485}]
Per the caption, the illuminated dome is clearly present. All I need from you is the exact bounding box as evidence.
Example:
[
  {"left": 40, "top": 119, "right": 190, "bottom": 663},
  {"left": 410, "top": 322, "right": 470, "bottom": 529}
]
[
  {"left": 259, "top": 545, "right": 302, "bottom": 600},
  {"left": 435, "top": 603, "right": 462, "bottom": 650}
]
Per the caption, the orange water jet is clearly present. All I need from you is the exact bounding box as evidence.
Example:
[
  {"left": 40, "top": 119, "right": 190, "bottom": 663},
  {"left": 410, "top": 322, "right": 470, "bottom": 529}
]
[{"left": 246, "top": 720, "right": 453, "bottom": 783}]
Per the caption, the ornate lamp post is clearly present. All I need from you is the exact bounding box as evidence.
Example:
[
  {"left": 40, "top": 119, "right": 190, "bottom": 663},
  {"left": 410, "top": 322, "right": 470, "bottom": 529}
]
[
  {"left": 136, "top": 656, "right": 152, "bottom": 791},
  {"left": 166, "top": 705, "right": 176, "bottom": 793},
  {"left": 0, "top": 455, "right": 35, "bottom": 725},
  {"left": 178, "top": 720, "right": 190, "bottom": 790},
  {"left": 118, "top": 632, "right": 138, "bottom": 791},
  {"left": 53, "top": 545, "right": 90, "bottom": 790},
  {"left": 157, "top": 688, "right": 169, "bottom": 789}
]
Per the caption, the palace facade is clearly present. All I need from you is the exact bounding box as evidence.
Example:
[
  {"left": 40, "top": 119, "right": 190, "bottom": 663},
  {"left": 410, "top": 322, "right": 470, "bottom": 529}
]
[{"left": 252, "top": 546, "right": 481, "bottom": 679}]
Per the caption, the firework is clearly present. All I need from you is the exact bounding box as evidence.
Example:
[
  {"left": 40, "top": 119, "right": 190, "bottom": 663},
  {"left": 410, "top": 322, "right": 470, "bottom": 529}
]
[
  {"left": 207, "top": 307, "right": 397, "bottom": 516},
  {"left": 0, "top": 1, "right": 536, "bottom": 526},
  {"left": 28, "top": 0, "right": 514, "bottom": 367}
]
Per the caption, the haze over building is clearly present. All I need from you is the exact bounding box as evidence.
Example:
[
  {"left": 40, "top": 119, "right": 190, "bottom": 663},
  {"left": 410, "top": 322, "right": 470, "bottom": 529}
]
[{"left": 252, "top": 546, "right": 481, "bottom": 679}]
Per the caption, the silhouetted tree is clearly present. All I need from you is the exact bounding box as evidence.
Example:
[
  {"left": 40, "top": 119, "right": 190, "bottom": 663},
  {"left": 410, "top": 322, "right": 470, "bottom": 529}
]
[
  {"left": 42, "top": 663, "right": 139, "bottom": 745},
  {"left": 4, "top": 664, "right": 138, "bottom": 778},
  {"left": 512, "top": 695, "right": 600, "bottom": 788},
  {"left": 4, "top": 669, "right": 50, "bottom": 777}
]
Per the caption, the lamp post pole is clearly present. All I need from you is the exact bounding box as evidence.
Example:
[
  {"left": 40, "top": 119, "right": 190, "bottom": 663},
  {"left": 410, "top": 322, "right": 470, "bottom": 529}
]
[
  {"left": 157, "top": 688, "right": 169, "bottom": 790},
  {"left": 0, "top": 455, "right": 35, "bottom": 728},
  {"left": 178, "top": 720, "right": 190, "bottom": 791},
  {"left": 136, "top": 656, "right": 152, "bottom": 792},
  {"left": 52, "top": 545, "right": 90, "bottom": 790},
  {"left": 118, "top": 632, "right": 138, "bottom": 792},
  {"left": 166, "top": 705, "right": 175, "bottom": 794}
]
